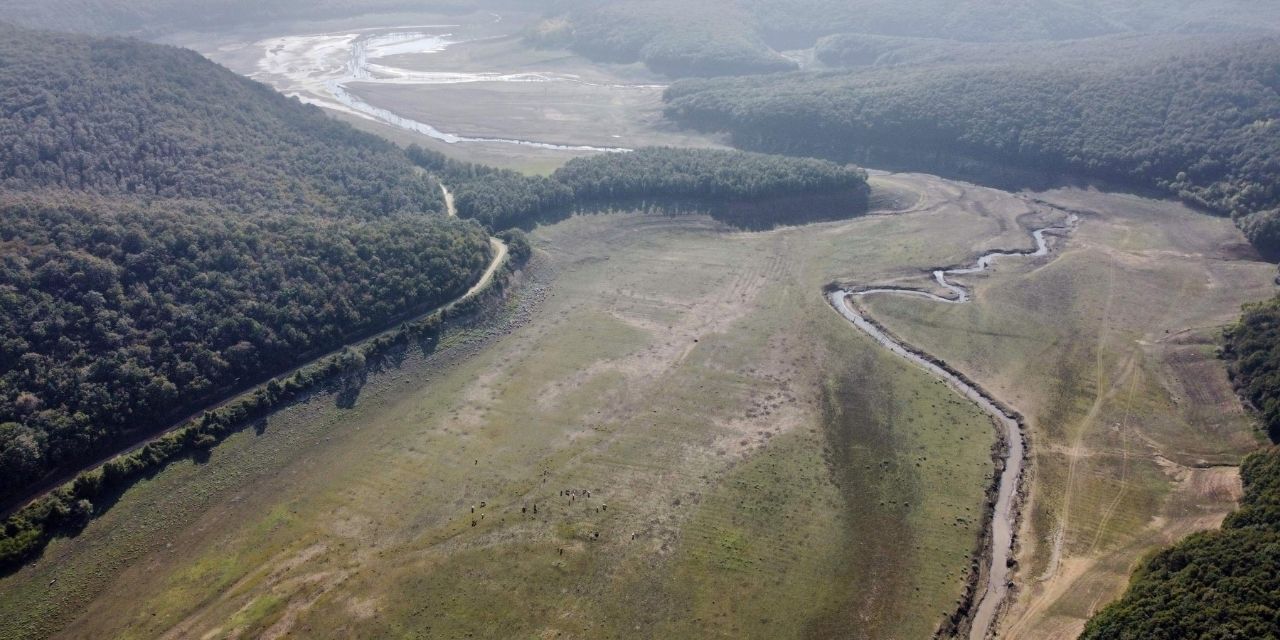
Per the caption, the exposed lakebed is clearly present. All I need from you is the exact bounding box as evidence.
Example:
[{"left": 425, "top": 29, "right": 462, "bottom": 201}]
[
  {"left": 238, "top": 21, "right": 653, "bottom": 152},
  {"left": 831, "top": 206, "right": 1078, "bottom": 639}
]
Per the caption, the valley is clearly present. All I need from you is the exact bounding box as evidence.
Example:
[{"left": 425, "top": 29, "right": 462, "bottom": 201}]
[
  {"left": 0, "top": 172, "right": 1269, "bottom": 638},
  {"left": 1, "top": 5, "right": 1277, "bottom": 639},
  {"left": 176, "top": 11, "right": 720, "bottom": 171}
]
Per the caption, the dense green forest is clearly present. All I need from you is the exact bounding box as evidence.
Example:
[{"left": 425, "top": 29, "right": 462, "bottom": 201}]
[
  {"left": 528, "top": 0, "right": 1280, "bottom": 78},
  {"left": 0, "top": 24, "right": 444, "bottom": 217},
  {"left": 0, "top": 24, "right": 494, "bottom": 509},
  {"left": 0, "top": 195, "right": 489, "bottom": 503},
  {"left": 809, "top": 33, "right": 1173, "bottom": 70},
  {"left": 411, "top": 145, "right": 870, "bottom": 231},
  {"left": 1080, "top": 446, "right": 1280, "bottom": 639},
  {"left": 553, "top": 147, "right": 869, "bottom": 229},
  {"left": 1224, "top": 297, "right": 1280, "bottom": 443},
  {"left": 664, "top": 35, "right": 1280, "bottom": 253}
]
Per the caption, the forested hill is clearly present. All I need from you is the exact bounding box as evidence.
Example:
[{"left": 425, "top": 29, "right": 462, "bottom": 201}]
[
  {"left": 0, "top": 24, "right": 494, "bottom": 511},
  {"left": 0, "top": 23, "right": 443, "bottom": 218},
  {"left": 409, "top": 146, "right": 870, "bottom": 231},
  {"left": 0, "top": 0, "right": 498, "bottom": 38},
  {"left": 663, "top": 35, "right": 1280, "bottom": 253},
  {"left": 527, "top": 0, "right": 1280, "bottom": 78}
]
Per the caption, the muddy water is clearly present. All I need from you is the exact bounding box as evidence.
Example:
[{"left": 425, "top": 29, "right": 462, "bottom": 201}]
[
  {"left": 246, "top": 24, "right": 642, "bottom": 152},
  {"left": 830, "top": 211, "right": 1077, "bottom": 639}
]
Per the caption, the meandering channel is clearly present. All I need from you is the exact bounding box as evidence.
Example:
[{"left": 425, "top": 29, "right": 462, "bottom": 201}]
[
  {"left": 829, "top": 207, "right": 1078, "bottom": 639},
  {"left": 249, "top": 25, "right": 645, "bottom": 152}
]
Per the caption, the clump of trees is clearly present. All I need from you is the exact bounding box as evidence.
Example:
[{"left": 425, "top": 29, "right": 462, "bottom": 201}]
[
  {"left": 0, "top": 24, "right": 499, "bottom": 512},
  {"left": 411, "top": 145, "right": 870, "bottom": 231},
  {"left": 1080, "top": 446, "right": 1280, "bottom": 639},
  {"left": 663, "top": 35, "right": 1280, "bottom": 253},
  {"left": 524, "top": 0, "right": 1280, "bottom": 79}
]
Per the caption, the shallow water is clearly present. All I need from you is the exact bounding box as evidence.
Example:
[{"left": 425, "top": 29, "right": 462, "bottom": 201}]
[
  {"left": 248, "top": 23, "right": 644, "bottom": 152},
  {"left": 832, "top": 211, "right": 1077, "bottom": 639}
]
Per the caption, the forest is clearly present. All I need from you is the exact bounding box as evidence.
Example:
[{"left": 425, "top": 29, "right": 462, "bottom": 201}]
[
  {"left": 0, "top": 24, "right": 445, "bottom": 218},
  {"left": 663, "top": 35, "right": 1280, "bottom": 253},
  {"left": 525, "top": 0, "right": 1280, "bottom": 78},
  {"left": 1075, "top": 298, "right": 1280, "bottom": 637},
  {"left": 1080, "top": 446, "right": 1280, "bottom": 639},
  {"left": 0, "top": 24, "right": 494, "bottom": 511},
  {"left": 4, "top": 0, "right": 1279, "bottom": 78},
  {"left": 524, "top": 1, "right": 797, "bottom": 78},
  {"left": 0, "top": 0, "right": 514, "bottom": 37},
  {"left": 410, "top": 145, "right": 871, "bottom": 231},
  {"left": 1224, "top": 297, "right": 1280, "bottom": 443}
]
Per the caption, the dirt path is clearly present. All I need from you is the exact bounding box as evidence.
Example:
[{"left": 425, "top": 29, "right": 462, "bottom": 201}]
[
  {"left": 439, "top": 182, "right": 509, "bottom": 300},
  {"left": 441, "top": 182, "right": 458, "bottom": 217},
  {"left": 828, "top": 202, "right": 1079, "bottom": 639},
  {"left": 464, "top": 236, "right": 508, "bottom": 300}
]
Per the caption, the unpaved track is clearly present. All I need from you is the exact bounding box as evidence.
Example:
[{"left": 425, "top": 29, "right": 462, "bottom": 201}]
[
  {"left": 463, "top": 237, "right": 508, "bottom": 300},
  {"left": 829, "top": 204, "right": 1078, "bottom": 639},
  {"left": 441, "top": 181, "right": 458, "bottom": 217},
  {"left": 441, "top": 182, "right": 510, "bottom": 300}
]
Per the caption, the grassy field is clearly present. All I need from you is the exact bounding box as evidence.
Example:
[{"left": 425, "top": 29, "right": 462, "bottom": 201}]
[
  {"left": 0, "top": 174, "right": 1267, "bottom": 639},
  {"left": 858, "top": 185, "right": 1275, "bottom": 638},
  {"left": 0, "top": 175, "right": 1005, "bottom": 640}
]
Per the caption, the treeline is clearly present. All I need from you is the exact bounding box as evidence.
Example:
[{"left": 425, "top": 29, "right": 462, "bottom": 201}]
[
  {"left": 1078, "top": 303, "right": 1280, "bottom": 637},
  {"left": 0, "top": 1, "right": 505, "bottom": 37},
  {"left": 1224, "top": 297, "right": 1280, "bottom": 443},
  {"left": 0, "top": 195, "right": 491, "bottom": 507},
  {"left": 407, "top": 145, "right": 575, "bottom": 231},
  {"left": 0, "top": 230, "right": 528, "bottom": 572},
  {"left": 738, "top": 0, "right": 1117, "bottom": 47},
  {"left": 410, "top": 145, "right": 870, "bottom": 231},
  {"left": 1080, "top": 446, "right": 1280, "bottom": 639},
  {"left": 554, "top": 147, "right": 869, "bottom": 229},
  {"left": 0, "top": 24, "right": 500, "bottom": 513},
  {"left": 663, "top": 35, "right": 1280, "bottom": 253}
]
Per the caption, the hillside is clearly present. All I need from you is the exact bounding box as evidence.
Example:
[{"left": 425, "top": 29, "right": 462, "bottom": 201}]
[
  {"left": 663, "top": 35, "right": 1280, "bottom": 252},
  {"left": 0, "top": 0, "right": 497, "bottom": 37},
  {"left": 528, "top": 0, "right": 1280, "bottom": 78},
  {"left": 1080, "top": 447, "right": 1280, "bottom": 639},
  {"left": 0, "top": 23, "right": 445, "bottom": 217},
  {"left": 409, "top": 145, "right": 871, "bottom": 231},
  {"left": 0, "top": 24, "right": 493, "bottom": 511}
]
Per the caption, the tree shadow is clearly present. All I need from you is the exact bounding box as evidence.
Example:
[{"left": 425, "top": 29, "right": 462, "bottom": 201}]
[{"left": 333, "top": 367, "right": 370, "bottom": 409}]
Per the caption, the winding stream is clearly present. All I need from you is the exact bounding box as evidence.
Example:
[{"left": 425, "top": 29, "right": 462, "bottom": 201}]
[
  {"left": 830, "top": 208, "right": 1077, "bottom": 639},
  {"left": 248, "top": 24, "right": 646, "bottom": 152}
]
